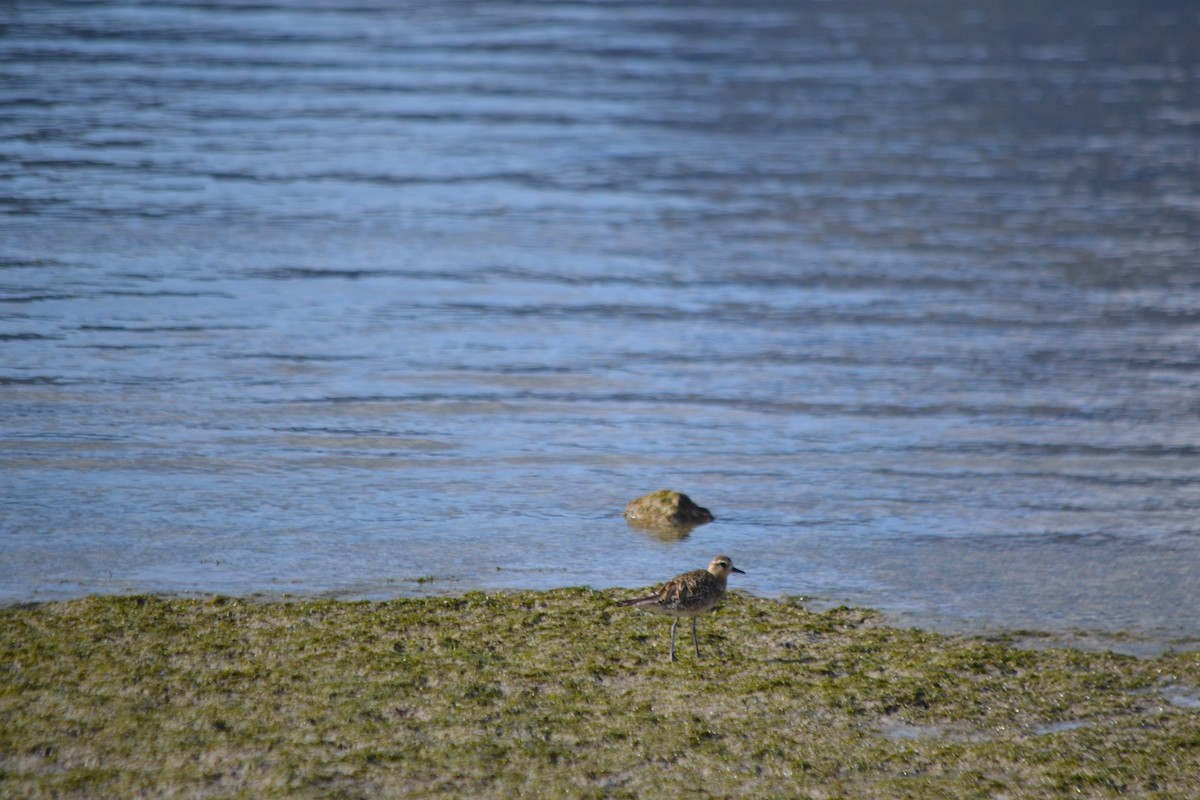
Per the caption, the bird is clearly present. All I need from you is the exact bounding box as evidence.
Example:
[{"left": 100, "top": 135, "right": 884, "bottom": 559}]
[{"left": 618, "top": 555, "right": 745, "bottom": 661}]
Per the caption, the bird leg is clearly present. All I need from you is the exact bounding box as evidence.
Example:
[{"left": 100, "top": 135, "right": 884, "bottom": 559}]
[
  {"left": 691, "top": 617, "right": 701, "bottom": 658},
  {"left": 669, "top": 618, "right": 679, "bottom": 662}
]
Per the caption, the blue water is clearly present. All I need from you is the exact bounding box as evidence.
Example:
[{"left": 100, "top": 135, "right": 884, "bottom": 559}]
[{"left": 2, "top": 0, "right": 1199, "bottom": 651}]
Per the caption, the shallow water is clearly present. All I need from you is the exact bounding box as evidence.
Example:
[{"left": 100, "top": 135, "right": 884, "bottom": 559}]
[{"left": 2, "top": 0, "right": 1199, "bottom": 650}]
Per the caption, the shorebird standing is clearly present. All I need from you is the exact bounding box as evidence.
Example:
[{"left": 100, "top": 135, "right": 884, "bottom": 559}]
[{"left": 618, "top": 555, "right": 745, "bottom": 661}]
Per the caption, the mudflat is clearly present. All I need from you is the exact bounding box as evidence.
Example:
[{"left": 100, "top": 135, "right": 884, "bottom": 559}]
[{"left": 3, "top": 590, "right": 1199, "bottom": 798}]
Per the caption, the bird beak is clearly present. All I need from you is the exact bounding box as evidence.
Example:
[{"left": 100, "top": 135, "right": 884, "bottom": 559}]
[{"left": 732, "top": 567, "right": 746, "bottom": 574}]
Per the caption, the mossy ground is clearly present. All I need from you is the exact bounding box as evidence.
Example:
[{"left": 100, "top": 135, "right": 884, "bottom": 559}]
[{"left": 3, "top": 590, "right": 1199, "bottom": 799}]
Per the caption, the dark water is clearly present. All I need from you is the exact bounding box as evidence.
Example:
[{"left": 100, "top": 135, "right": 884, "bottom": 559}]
[{"left": 3, "top": 0, "right": 1199, "bottom": 652}]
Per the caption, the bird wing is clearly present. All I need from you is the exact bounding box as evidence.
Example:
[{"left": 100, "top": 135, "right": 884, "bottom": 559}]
[
  {"left": 655, "top": 569, "right": 711, "bottom": 606},
  {"left": 618, "top": 569, "right": 715, "bottom": 608}
]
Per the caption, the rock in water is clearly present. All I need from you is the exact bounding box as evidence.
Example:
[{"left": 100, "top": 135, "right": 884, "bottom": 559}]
[{"left": 623, "top": 490, "right": 714, "bottom": 532}]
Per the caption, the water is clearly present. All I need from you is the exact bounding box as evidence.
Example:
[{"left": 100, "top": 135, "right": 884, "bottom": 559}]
[{"left": 3, "top": 0, "right": 1199, "bottom": 651}]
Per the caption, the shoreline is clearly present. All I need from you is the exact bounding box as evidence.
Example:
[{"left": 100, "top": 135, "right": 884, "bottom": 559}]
[
  {"left": 4, "top": 584, "right": 1196, "bottom": 659},
  {"left": 3, "top": 589, "right": 1199, "bottom": 798}
]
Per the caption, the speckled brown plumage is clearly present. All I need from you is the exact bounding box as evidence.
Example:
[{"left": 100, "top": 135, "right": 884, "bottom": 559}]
[{"left": 619, "top": 555, "right": 745, "bottom": 661}]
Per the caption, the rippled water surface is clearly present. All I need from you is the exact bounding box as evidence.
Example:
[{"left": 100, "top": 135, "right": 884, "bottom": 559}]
[{"left": 3, "top": 0, "right": 1199, "bottom": 649}]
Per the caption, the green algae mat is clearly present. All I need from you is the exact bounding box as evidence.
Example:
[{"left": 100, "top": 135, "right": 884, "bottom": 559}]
[{"left": 3, "top": 590, "right": 1199, "bottom": 799}]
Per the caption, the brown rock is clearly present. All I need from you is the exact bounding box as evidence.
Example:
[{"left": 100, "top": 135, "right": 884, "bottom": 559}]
[{"left": 623, "top": 489, "right": 714, "bottom": 532}]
